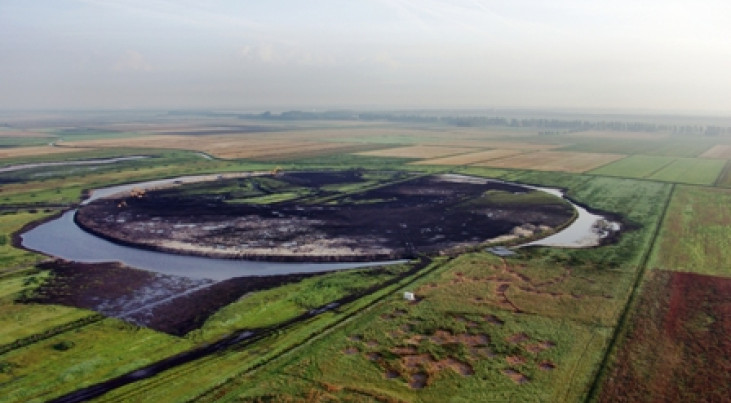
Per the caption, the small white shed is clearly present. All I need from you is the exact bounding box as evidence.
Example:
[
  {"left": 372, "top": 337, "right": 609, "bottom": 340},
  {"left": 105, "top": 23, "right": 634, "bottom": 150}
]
[{"left": 403, "top": 292, "right": 416, "bottom": 301}]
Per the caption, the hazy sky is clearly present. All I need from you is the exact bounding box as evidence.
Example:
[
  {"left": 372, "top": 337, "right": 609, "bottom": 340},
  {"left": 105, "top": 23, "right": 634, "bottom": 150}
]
[{"left": 2, "top": 0, "right": 731, "bottom": 112}]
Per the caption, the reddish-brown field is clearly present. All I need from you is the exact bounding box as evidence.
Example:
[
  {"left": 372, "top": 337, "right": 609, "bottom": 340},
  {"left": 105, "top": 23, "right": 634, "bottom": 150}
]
[{"left": 600, "top": 270, "right": 731, "bottom": 402}]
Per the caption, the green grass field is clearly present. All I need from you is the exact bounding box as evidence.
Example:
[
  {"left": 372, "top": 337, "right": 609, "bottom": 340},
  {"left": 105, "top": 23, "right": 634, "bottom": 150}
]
[
  {"left": 645, "top": 158, "right": 725, "bottom": 185},
  {"left": 589, "top": 155, "right": 725, "bottom": 185},
  {"left": 589, "top": 155, "right": 674, "bottom": 179},
  {"left": 198, "top": 253, "right": 615, "bottom": 402},
  {"left": 647, "top": 186, "right": 731, "bottom": 276}
]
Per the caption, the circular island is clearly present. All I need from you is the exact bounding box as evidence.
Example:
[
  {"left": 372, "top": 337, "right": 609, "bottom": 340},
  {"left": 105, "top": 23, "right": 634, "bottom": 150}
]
[{"left": 74, "top": 171, "right": 576, "bottom": 262}]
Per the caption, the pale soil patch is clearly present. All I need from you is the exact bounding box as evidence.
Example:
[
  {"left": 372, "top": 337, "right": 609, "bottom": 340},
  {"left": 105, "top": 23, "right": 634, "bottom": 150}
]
[
  {"left": 526, "top": 340, "right": 556, "bottom": 354},
  {"left": 355, "top": 145, "right": 476, "bottom": 159},
  {"left": 436, "top": 357, "right": 475, "bottom": 376},
  {"left": 384, "top": 369, "right": 400, "bottom": 379},
  {"left": 503, "top": 369, "right": 530, "bottom": 384},
  {"left": 474, "top": 150, "right": 626, "bottom": 173},
  {"left": 391, "top": 346, "right": 418, "bottom": 355},
  {"left": 699, "top": 144, "right": 731, "bottom": 159},
  {"left": 412, "top": 149, "right": 528, "bottom": 166},
  {"left": 506, "top": 355, "right": 526, "bottom": 366},
  {"left": 343, "top": 346, "right": 359, "bottom": 355},
  {"left": 402, "top": 354, "right": 433, "bottom": 369},
  {"left": 484, "top": 314, "right": 505, "bottom": 325},
  {"left": 409, "top": 372, "right": 428, "bottom": 389},
  {"left": 507, "top": 332, "right": 530, "bottom": 344}
]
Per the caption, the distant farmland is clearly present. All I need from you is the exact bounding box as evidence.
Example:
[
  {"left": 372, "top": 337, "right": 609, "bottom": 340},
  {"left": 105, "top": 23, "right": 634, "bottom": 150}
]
[
  {"left": 590, "top": 155, "right": 726, "bottom": 185},
  {"left": 473, "top": 151, "right": 625, "bottom": 173}
]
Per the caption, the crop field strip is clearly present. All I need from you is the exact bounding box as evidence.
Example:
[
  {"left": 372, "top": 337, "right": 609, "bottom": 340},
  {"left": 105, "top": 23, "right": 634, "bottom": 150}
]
[
  {"left": 556, "top": 135, "right": 725, "bottom": 157},
  {"left": 61, "top": 134, "right": 382, "bottom": 160},
  {"left": 699, "top": 144, "right": 731, "bottom": 159},
  {"left": 355, "top": 145, "right": 479, "bottom": 159},
  {"left": 589, "top": 155, "right": 727, "bottom": 185},
  {"left": 646, "top": 185, "right": 731, "bottom": 276},
  {"left": 472, "top": 151, "right": 626, "bottom": 173},
  {"left": 715, "top": 160, "right": 731, "bottom": 187},
  {"left": 411, "top": 149, "right": 530, "bottom": 166},
  {"left": 644, "top": 158, "right": 726, "bottom": 185}
]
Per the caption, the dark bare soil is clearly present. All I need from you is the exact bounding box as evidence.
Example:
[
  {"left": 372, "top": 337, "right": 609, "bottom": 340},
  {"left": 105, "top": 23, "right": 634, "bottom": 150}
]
[
  {"left": 24, "top": 260, "right": 324, "bottom": 336},
  {"left": 600, "top": 270, "right": 731, "bottom": 403},
  {"left": 75, "top": 172, "right": 574, "bottom": 262}
]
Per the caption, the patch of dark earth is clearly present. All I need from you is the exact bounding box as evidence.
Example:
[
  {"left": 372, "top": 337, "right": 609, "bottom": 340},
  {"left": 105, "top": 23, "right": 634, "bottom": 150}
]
[
  {"left": 22, "top": 260, "right": 327, "bottom": 336},
  {"left": 75, "top": 172, "right": 575, "bottom": 262}
]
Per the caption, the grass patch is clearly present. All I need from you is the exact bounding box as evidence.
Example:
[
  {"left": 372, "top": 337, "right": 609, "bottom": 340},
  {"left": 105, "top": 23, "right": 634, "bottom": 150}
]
[
  {"left": 647, "top": 185, "right": 731, "bottom": 276},
  {"left": 589, "top": 155, "right": 675, "bottom": 179},
  {"left": 645, "top": 158, "right": 725, "bottom": 185},
  {"left": 201, "top": 253, "right": 614, "bottom": 402}
]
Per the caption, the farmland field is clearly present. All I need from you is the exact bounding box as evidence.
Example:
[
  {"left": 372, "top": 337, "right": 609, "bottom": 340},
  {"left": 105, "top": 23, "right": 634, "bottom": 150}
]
[
  {"left": 558, "top": 135, "right": 722, "bottom": 157},
  {"left": 64, "top": 134, "right": 378, "bottom": 160},
  {"left": 589, "top": 155, "right": 674, "bottom": 178},
  {"left": 473, "top": 151, "right": 625, "bottom": 173},
  {"left": 645, "top": 158, "right": 725, "bottom": 185},
  {"left": 412, "top": 149, "right": 528, "bottom": 166},
  {"left": 0, "top": 111, "right": 729, "bottom": 402},
  {"left": 716, "top": 161, "right": 731, "bottom": 187},
  {"left": 0, "top": 145, "right": 98, "bottom": 160},
  {"left": 647, "top": 186, "right": 731, "bottom": 276},
  {"left": 590, "top": 155, "right": 727, "bottom": 184},
  {"left": 355, "top": 145, "right": 476, "bottom": 159},
  {"left": 699, "top": 144, "right": 731, "bottom": 159}
]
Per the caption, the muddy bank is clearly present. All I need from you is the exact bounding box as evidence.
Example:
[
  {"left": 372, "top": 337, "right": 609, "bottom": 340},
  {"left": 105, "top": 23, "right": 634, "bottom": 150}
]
[
  {"left": 75, "top": 172, "right": 575, "bottom": 262},
  {"left": 23, "top": 260, "right": 327, "bottom": 336}
]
